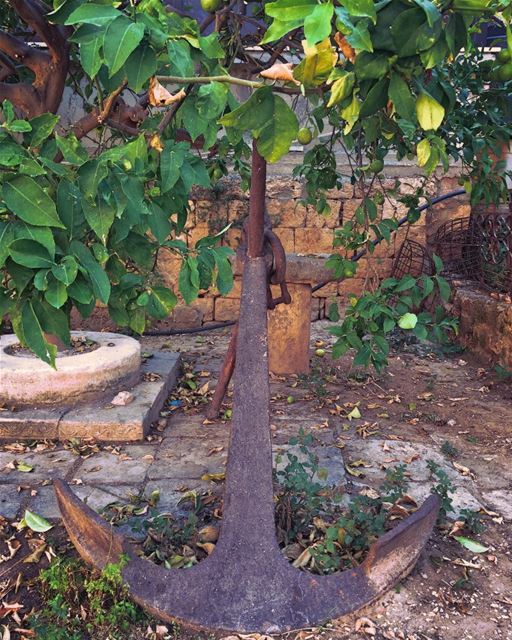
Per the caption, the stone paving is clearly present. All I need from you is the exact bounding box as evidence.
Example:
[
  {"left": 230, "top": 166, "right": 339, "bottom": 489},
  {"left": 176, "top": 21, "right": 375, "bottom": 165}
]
[{"left": 1, "top": 323, "right": 511, "bottom": 529}]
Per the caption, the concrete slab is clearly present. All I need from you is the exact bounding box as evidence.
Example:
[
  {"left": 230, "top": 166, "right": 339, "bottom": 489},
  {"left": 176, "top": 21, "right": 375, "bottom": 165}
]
[
  {"left": 144, "top": 478, "right": 215, "bottom": 515},
  {"left": 74, "top": 450, "right": 154, "bottom": 484},
  {"left": 148, "top": 437, "right": 227, "bottom": 480},
  {"left": 274, "top": 444, "right": 346, "bottom": 487},
  {"left": 482, "top": 490, "right": 512, "bottom": 520},
  {"left": 0, "top": 450, "right": 76, "bottom": 481},
  {"left": 0, "top": 484, "right": 24, "bottom": 519}
]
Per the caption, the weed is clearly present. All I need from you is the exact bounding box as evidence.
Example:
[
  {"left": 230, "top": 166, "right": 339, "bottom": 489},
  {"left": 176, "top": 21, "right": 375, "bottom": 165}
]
[
  {"left": 460, "top": 508, "right": 485, "bottom": 534},
  {"left": 379, "top": 463, "right": 408, "bottom": 503},
  {"left": 495, "top": 364, "right": 512, "bottom": 381},
  {"left": 427, "top": 460, "right": 454, "bottom": 521},
  {"left": 30, "top": 556, "right": 145, "bottom": 639},
  {"left": 441, "top": 440, "right": 460, "bottom": 459}
]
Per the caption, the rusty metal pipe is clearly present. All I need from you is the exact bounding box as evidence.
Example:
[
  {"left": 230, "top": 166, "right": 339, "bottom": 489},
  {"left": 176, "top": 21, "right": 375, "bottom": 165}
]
[{"left": 205, "top": 322, "right": 238, "bottom": 420}]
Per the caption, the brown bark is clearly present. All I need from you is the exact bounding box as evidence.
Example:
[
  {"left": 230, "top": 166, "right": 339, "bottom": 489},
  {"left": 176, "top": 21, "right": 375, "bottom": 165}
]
[{"left": 0, "top": 0, "right": 69, "bottom": 117}]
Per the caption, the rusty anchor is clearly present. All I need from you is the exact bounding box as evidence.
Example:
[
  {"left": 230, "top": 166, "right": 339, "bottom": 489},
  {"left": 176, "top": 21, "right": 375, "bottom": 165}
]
[{"left": 54, "top": 144, "right": 440, "bottom": 634}]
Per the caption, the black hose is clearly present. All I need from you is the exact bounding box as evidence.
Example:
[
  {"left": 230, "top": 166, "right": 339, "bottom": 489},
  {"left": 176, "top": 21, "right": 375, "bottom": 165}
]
[
  {"left": 142, "top": 188, "right": 467, "bottom": 336},
  {"left": 143, "top": 320, "right": 236, "bottom": 336}
]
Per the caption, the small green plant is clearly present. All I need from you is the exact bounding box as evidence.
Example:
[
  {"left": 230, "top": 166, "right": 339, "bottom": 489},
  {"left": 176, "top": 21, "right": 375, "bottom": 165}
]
[
  {"left": 441, "top": 440, "right": 460, "bottom": 459},
  {"left": 460, "top": 508, "right": 486, "bottom": 535},
  {"left": 30, "top": 556, "right": 145, "bottom": 639},
  {"left": 495, "top": 364, "right": 512, "bottom": 381},
  {"left": 274, "top": 429, "right": 325, "bottom": 544},
  {"left": 379, "top": 463, "right": 409, "bottom": 503},
  {"left": 328, "top": 259, "right": 459, "bottom": 372},
  {"left": 427, "top": 460, "right": 455, "bottom": 522}
]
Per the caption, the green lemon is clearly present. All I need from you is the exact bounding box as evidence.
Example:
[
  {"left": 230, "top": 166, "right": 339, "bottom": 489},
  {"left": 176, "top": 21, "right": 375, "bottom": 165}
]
[
  {"left": 297, "top": 127, "right": 313, "bottom": 145},
  {"left": 368, "top": 158, "right": 384, "bottom": 174},
  {"left": 498, "top": 62, "right": 512, "bottom": 81},
  {"left": 497, "top": 49, "right": 511, "bottom": 64},
  {"left": 315, "top": 348, "right": 326, "bottom": 357},
  {"left": 201, "top": 0, "right": 222, "bottom": 12},
  {"left": 213, "top": 167, "right": 223, "bottom": 180},
  {"left": 287, "top": 395, "right": 295, "bottom": 404}
]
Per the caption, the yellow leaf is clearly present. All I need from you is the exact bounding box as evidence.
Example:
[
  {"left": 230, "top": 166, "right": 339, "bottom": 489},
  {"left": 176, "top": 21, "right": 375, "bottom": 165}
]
[
  {"left": 201, "top": 472, "right": 225, "bottom": 482},
  {"left": 149, "top": 133, "right": 164, "bottom": 153},
  {"left": 416, "top": 93, "right": 445, "bottom": 131},
  {"left": 417, "top": 138, "right": 431, "bottom": 167}
]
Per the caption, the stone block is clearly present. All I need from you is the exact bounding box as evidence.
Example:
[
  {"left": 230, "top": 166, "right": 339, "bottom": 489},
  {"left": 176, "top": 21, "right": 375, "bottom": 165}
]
[
  {"left": 268, "top": 200, "right": 307, "bottom": 228},
  {"left": 214, "top": 297, "right": 240, "bottom": 321},
  {"left": 225, "top": 226, "right": 242, "bottom": 249},
  {"left": 58, "top": 352, "right": 181, "bottom": 442},
  {"left": 268, "top": 283, "right": 311, "bottom": 374},
  {"left": 0, "top": 407, "right": 63, "bottom": 440},
  {"left": 186, "top": 223, "right": 210, "bottom": 249},
  {"left": 172, "top": 304, "right": 203, "bottom": 328},
  {"left": 156, "top": 248, "right": 181, "bottom": 291},
  {"left": 191, "top": 297, "right": 214, "bottom": 323},
  {"left": 148, "top": 437, "right": 227, "bottom": 480},
  {"left": 266, "top": 178, "right": 302, "bottom": 199},
  {"left": 273, "top": 227, "right": 295, "bottom": 253},
  {"left": 312, "top": 281, "right": 338, "bottom": 298},
  {"left": 295, "top": 228, "right": 334, "bottom": 254},
  {"left": 227, "top": 199, "right": 249, "bottom": 223}
]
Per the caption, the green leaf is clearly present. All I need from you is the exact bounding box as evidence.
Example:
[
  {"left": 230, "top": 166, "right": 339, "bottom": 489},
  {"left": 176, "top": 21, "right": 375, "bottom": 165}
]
[
  {"left": 398, "top": 312, "right": 418, "bottom": 329},
  {"left": 167, "top": 39, "right": 195, "bottom": 77},
  {"left": 9, "top": 239, "right": 54, "bottom": 269},
  {"left": 27, "top": 113, "right": 60, "bottom": 148},
  {"left": 7, "top": 120, "right": 32, "bottom": 133},
  {"left": 304, "top": 2, "right": 334, "bottom": 45},
  {"left": 80, "top": 35, "right": 103, "bottom": 77},
  {"left": 454, "top": 536, "right": 489, "bottom": 553},
  {"left": 65, "top": 4, "right": 121, "bottom": 26},
  {"left": 20, "top": 301, "right": 57, "bottom": 367},
  {"left": 103, "top": 16, "right": 145, "bottom": 77},
  {"left": 327, "top": 71, "right": 355, "bottom": 107},
  {"left": 389, "top": 73, "right": 416, "bottom": 121},
  {"left": 3, "top": 176, "right": 65, "bottom": 228},
  {"left": 147, "top": 202, "right": 172, "bottom": 244},
  {"left": 0, "top": 139, "right": 27, "bottom": 166},
  {"left": 0, "top": 222, "right": 15, "bottom": 268},
  {"left": 55, "top": 133, "right": 89, "bottom": 164},
  {"left": 71, "top": 240, "right": 111, "bottom": 303},
  {"left": 179, "top": 257, "right": 200, "bottom": 304},
  {"left": 160, "top": 141, "right": 187, "bottom": 192},
  {"left": 24, "top": 509, "right": 53, "bottom": 533},
  {"left": 417, "top": 138, "right": 431, "bottom": 167},
  {"left": 255, "top": 94, "right": 299, "bottom": 163},
  {"left": 355, "top": 51, "right": 389, "bottom": 80},
  {"left": 82, "top": 196, "right": 116, "bottom": 244},
  {"left": 51, "top": 256, "right": 78, "bottom": 286},
  {"left": 147, "top": 286, "right": 177, "bottom": 319},
  {"left": 45, "top": 277, "right": 68, "bottom": 309},
  {"left": 360, "top": 77, "right": 389, "bottom": 117},
  {"left": 341, "top": 0, "right": 377, "bottom": 22},
  {"left": 213, "top": 250, "right": 233, "bottom": 296},
  {"left": 413, "top": 0, "right": 441, "bottom": 27},
  {"left": 436, "top": 275, "right": 451, "bottom": 302},
  {"left": 125, "top": 45, "right": 157, "bottom": 92},
  {"left": 416, "top": 93, "right": 445, "bottom": 131},
  {"left": 265, "top": 0, "right": 317, "bottom": 21},
  {"left": 260, "top": 18, "right": 304, "bottom": 44},
  {"left": 78, "top": 159, "right": 108, "bottom": 200},
  {"left": 199, "top": 34, "right": 224, "bottom": 58},
  {"left": 341, "top": 92, "right": 361, "bottom": 134}
]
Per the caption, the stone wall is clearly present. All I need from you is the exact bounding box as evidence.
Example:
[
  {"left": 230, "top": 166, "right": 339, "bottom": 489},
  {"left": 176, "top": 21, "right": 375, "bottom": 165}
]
[
  {"left": 152, "top": 173, "right": 471, "bottom": 328},
  {"left": 450, "top": 280, "right": 512, "bottom": 368}
]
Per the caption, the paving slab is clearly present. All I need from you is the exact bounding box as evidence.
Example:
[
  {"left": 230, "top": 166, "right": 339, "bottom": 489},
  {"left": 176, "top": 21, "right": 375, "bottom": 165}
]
[
  {"left": 148, "top": 437, "right": 227, "bottom": 480},
  {"left": 0, "top": 484, "right": 24, "bottom": 519},
  {"left": 0, "top": 450, "right": 77, "bottom": 482},
  {"left": 143, "top": 479, "right": 215, "bottom": 515},
  {"left": 74, "top": 450, "right": 154, "bottom": 484},
  {"left": 26, "top": 483, "right": 139, "bottom": 519},
  {"left": 163, "top": 414, "right": 229, "bottom": 441},
  {"left": 273, "top": 444, "right": 346, "bottom": 487}
]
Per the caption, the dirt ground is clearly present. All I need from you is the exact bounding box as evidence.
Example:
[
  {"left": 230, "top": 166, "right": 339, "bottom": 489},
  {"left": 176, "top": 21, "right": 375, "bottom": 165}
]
[{"left": 0, "top": 321, "right": 511, "bottom": 640}]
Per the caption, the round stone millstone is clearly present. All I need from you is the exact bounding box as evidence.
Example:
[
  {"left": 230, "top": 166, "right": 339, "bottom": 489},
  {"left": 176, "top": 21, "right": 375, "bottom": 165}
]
[{"left": 0, "top": 332, "right": 141, "bottom": 406}]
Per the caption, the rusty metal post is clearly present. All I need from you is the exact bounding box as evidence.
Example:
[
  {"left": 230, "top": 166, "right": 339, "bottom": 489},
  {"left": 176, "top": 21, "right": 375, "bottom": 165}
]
[
  {"left": 247, "top": 141, "right": 267, "bottom": 258},
  {"left": 206, "top": 322, "right": 238, "bottom": 420}
]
